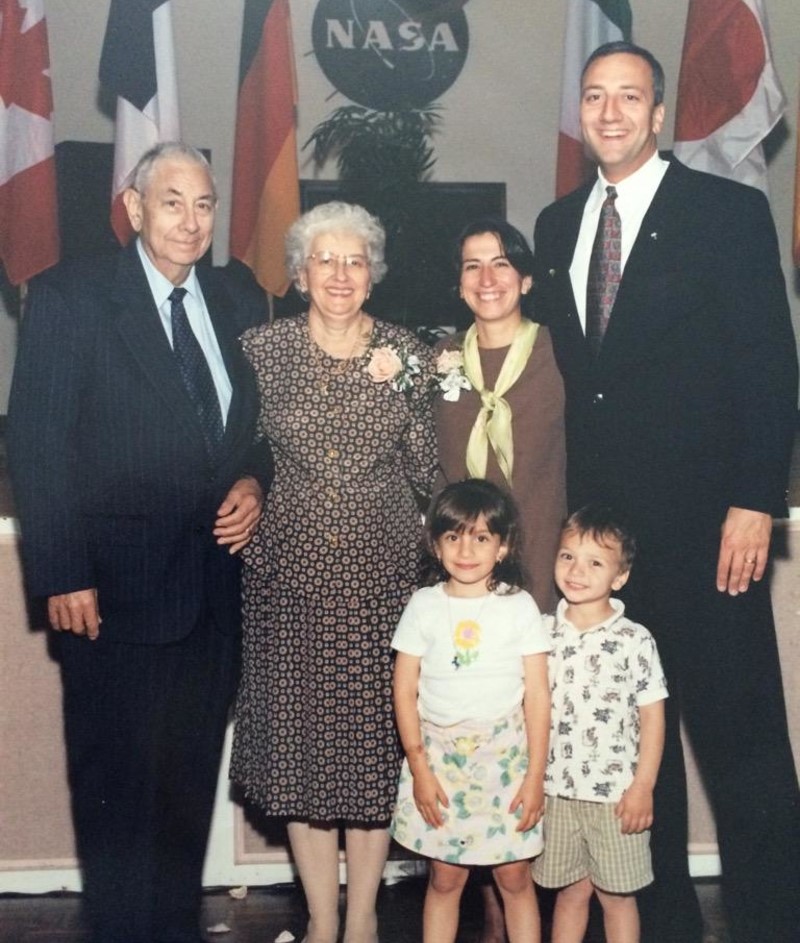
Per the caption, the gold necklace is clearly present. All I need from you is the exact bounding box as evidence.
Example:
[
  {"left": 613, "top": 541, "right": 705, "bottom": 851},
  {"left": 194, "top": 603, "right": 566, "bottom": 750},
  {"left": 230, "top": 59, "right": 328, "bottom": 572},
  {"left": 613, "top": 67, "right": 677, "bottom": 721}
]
[{"left": 307, "top": 314, "right": 370, "bottom": 393}]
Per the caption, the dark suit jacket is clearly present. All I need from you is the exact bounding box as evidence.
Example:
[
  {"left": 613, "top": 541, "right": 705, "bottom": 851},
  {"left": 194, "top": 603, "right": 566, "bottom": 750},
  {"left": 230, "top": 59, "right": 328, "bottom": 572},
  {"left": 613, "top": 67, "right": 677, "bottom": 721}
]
[
  {"left": 8, "top": 243, "right": 272, "bottom": 644},
  {"left": 532, "top": 157, "right": 797, "bottom": 545}
]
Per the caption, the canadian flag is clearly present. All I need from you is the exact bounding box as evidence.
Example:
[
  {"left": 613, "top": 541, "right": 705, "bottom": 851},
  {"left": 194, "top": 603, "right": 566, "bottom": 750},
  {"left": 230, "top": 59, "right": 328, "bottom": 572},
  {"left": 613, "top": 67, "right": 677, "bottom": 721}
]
[
  {"left": 673, "top": 0, "right": 786, "bottom": 193},
  {"left": 0, "top": 0, "right": 59, "bottom": 285},
  {"left": 556, "top": 0, "right": 632, "bottom": 198}
]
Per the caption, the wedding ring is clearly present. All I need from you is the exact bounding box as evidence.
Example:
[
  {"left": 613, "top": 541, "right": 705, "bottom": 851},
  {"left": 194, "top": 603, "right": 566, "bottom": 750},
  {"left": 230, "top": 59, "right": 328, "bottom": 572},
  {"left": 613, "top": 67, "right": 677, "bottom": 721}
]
[{"left": 745, "top": 557, "right": 756, "bottom": 564}]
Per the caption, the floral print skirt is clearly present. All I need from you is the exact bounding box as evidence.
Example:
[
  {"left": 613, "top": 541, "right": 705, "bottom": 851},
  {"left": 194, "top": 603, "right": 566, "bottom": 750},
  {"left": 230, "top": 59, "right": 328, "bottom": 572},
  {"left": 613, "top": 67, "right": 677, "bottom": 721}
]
[{"left": 390, "top": 708, "right": 543, "bottom": 865}]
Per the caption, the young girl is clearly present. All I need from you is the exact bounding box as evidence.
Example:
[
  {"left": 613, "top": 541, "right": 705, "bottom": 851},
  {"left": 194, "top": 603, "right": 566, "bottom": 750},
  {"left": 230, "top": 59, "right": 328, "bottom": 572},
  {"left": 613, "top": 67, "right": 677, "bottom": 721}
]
[{"left": 391, "top": 479, "right": 551, "bottom": 943}]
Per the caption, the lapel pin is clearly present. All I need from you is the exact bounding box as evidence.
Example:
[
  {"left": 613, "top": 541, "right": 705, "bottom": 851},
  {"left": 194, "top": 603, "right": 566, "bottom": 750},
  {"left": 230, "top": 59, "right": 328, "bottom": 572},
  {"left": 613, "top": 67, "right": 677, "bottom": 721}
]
[
  {"left": 650, "top": 232, "right": 658, "bottom": 240},
  {"left": 549, "top": 268, "right": 556, "bottom": 276}
]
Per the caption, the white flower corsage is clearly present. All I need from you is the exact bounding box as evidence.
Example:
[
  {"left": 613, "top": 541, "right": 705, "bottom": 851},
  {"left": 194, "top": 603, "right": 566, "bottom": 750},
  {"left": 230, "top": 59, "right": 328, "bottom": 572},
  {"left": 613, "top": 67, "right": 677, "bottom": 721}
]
[
  {"left": 435, "top": 348, "right": 472, "bottom": 402},
  {"left": 367, "top": 345, "right": 421, "bottom": 393}
]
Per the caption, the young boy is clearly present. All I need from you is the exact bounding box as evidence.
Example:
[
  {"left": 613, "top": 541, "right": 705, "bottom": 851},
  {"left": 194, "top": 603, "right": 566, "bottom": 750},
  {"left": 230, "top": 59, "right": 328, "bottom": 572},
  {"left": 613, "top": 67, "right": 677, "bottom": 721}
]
[{"left": 533, "top": 505, "right": 667, "bottom": 943}]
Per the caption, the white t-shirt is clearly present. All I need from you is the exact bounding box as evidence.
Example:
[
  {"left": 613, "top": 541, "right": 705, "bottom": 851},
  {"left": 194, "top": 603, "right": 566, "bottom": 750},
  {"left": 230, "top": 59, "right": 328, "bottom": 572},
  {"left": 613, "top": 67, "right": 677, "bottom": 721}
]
[{"left": 391, "top": 583, "right": 550, "bottom": 726}]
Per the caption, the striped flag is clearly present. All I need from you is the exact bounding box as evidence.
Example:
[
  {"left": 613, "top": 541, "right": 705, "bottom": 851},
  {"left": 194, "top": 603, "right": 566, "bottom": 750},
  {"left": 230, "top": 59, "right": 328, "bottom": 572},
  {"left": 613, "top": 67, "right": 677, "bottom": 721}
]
[
  {"left": 556, "top": 0, "right": 632, "bottom": 198},
  {"left": 230, "top": 0, "right": 299, "bottom": 297},
  {"left": 673, "top": 0, "right": 786, "bottom": 193},
  {"left": 794, "top": 90, "right": 800, "bottom": 267},
  {"left": 0, "top": 0, "right": 59, "bottom": 285},
  {"left": 99, "top": 0, "right": 180, "bottom": 244}
]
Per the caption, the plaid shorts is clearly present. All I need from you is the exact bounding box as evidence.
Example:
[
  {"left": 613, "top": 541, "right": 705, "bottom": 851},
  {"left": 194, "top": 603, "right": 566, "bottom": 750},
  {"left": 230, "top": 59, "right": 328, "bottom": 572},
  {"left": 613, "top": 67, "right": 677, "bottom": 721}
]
[{"left": 532, "top": 796, "right": 653, "bottom": 893}]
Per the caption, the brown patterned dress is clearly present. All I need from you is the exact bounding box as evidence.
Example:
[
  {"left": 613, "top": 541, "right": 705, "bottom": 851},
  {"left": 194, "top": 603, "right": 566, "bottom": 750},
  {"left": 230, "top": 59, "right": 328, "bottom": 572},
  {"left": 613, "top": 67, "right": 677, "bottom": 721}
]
[
  {"left": 434, "top": 327, "right": 567, "bottom": 612},
  {"left": 231, "top": 314, "right": 436, "bottom": 823}
]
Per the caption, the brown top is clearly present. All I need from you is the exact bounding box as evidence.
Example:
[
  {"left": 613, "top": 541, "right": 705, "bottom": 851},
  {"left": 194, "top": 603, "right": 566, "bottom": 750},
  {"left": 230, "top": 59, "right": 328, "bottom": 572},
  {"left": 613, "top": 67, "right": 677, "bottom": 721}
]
[{"left": 434, "top": 326, "right": 567, "bottom": 612}]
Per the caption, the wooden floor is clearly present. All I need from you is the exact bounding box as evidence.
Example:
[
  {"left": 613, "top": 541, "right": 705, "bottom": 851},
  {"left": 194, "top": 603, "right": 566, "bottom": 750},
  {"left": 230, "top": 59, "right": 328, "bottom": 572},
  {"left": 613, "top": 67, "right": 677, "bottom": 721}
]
[{"left": 0, "top": 878, "right": 732, "bottom": 943}]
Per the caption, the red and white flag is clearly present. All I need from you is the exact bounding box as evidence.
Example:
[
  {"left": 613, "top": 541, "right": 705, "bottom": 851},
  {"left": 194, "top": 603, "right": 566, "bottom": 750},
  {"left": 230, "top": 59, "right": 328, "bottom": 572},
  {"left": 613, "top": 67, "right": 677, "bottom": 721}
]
[
  {"left": 556, "top": 0, "right": 632, "bottom": 198},
  {"left": 673, "top": 0, "right": 786, "bottom": 193},
  {"left": 0, "top": 0, "right": 59, "bottom": 285},
  {"left": 99, "top": 0, "right": 180, "bottom": 244},
  {"left": 229, "top": 0, "right": 299, "bottom": 297}
]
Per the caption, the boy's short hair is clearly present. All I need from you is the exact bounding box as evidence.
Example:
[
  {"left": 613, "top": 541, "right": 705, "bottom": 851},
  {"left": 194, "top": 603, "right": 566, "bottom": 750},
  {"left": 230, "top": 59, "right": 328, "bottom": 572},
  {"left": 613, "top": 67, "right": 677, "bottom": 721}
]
[{"left": 562, "top": 504, "right": 637, "bottom": 570}]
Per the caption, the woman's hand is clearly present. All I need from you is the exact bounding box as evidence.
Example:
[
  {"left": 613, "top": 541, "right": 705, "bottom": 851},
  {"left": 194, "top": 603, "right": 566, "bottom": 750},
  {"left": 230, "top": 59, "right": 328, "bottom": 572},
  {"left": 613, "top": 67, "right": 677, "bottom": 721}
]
[{"left": 214, "top": 476, "right": 264, "bottom": 554}]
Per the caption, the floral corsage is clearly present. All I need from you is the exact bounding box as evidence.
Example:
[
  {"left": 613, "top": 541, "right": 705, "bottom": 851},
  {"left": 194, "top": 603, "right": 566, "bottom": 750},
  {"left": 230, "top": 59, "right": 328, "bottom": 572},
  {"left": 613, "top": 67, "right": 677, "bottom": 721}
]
[
  {"left": 367, "top": 345, "right": 422, "bottom": 392},
  {"left": 434, "top": 348, "right": 472, "bottom": 402}
]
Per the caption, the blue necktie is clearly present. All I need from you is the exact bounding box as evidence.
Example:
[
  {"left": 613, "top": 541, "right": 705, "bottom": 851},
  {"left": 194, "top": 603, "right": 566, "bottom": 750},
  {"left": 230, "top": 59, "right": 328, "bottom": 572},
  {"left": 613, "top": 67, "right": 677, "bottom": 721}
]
[{"left": 168, "top": 287, "right": 224, "bottom": 455}]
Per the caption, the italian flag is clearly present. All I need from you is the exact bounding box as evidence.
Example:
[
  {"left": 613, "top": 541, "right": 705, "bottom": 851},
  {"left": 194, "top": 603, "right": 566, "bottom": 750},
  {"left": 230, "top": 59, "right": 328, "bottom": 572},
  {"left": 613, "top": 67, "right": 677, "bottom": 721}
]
[
  {"left": 673, "top": 0, "right": 786, "bottom": 193},
  {"left": 229, "top": 0, "right": 300, "bottom": 297},
  {"left": 556, "top": 0, "right": 632, "bottom": 198}
]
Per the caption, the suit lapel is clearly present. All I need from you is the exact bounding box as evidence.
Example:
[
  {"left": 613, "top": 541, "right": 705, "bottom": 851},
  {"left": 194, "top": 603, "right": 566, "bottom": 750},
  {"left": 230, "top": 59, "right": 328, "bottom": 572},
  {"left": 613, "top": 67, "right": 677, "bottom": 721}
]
[
  {"left": 545, "top": 186, "right": 594, "bottom": 369},
  {"left": 596, "top": 161, "right": 685, "bottom": 370},
  {"left": 198, "top": 265, "right": 251, "bottom": 456},
  {"left": 112, "top": 244, "right": 213, "bottom": 450}
]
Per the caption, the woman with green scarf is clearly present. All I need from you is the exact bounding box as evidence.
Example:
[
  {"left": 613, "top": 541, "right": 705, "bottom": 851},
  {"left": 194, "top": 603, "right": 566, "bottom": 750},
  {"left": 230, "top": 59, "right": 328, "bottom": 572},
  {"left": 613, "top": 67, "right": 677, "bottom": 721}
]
[
  {"left": 432, "top": 218, "right": 567, "bottom": 942},
  {"left": 433, "top": 217, "right": 567, "bottom": 615}
]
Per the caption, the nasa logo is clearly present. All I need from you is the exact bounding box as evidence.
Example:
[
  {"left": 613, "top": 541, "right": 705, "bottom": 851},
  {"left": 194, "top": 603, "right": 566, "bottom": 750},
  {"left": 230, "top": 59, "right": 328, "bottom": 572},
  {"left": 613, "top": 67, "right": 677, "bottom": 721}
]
[{"left": 311, "top": 0, "right": 469, "bottom": 110}]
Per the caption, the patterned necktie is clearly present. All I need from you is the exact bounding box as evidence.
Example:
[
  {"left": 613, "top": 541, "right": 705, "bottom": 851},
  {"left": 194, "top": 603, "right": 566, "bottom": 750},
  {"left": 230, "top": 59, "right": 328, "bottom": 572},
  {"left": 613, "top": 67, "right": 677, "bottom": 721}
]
[
  {"left": 168, "top": 287, "right": 225, "bottom": 455},
  {"left": 586, "top": 185, "right": 621, "bottom": 355}
]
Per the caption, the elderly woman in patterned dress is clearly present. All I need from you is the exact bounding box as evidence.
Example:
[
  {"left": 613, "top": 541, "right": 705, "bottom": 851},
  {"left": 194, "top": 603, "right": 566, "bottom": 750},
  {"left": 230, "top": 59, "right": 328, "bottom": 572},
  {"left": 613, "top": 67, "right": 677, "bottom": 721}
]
[{"left": 230, "top": 202, "right": 437, "bottom": 943}]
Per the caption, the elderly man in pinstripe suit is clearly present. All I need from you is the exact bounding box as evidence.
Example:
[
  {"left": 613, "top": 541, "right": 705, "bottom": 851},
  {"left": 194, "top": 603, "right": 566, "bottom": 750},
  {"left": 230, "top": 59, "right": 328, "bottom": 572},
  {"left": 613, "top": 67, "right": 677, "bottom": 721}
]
[{"left": 8, "top": 142, "right": 272, "bottom": 943}]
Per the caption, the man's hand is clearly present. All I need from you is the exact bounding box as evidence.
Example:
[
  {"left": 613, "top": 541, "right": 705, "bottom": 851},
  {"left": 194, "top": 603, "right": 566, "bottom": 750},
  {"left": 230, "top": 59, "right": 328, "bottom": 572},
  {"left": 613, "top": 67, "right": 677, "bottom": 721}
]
[
  {"left": 48, "top": 589, "right": 101, "bottom": 639},
  {"left": 716, "top": 507, "right": 772, "bottom": 596},
  {"left": 213, "top": 476, "right": 264, "bottom": 554}
]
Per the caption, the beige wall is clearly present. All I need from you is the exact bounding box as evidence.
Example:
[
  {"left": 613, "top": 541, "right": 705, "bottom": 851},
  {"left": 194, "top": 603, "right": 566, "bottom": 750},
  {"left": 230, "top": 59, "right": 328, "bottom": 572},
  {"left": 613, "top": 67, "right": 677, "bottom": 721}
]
[
  {"left": 0, "top": 0, "right": 799, "bottom": 411},
  {"left": 3, "top": 518, "right": 799, "bottom": 887}
]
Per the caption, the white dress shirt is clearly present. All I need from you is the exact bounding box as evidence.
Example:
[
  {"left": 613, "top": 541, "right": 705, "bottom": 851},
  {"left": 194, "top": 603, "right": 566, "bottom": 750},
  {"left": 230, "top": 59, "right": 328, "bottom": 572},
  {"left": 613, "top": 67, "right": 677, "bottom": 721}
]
[
  {"left": 136, "top": 240, "right": 232, "bottom": 424},
  {"left": 569, "top": 151, "right": 669, "bottom": 331}
]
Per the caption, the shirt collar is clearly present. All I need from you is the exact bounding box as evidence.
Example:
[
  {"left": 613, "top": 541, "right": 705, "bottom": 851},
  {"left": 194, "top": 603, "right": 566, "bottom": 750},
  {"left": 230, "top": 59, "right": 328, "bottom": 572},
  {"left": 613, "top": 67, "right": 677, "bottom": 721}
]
[
  {"left": 591, "top": 149, "right": 669, "bottom": 209},
  {"left": 555, "top": 596, "right": 626, "bottom": 634},
  {"left": 136, "top": 239, "right": 200, "bottom": 310}
]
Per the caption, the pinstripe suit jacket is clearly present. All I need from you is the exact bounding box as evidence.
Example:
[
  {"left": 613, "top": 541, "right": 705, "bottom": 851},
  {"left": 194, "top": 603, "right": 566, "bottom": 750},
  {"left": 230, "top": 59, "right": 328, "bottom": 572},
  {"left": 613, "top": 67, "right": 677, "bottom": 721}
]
[{"left": 8, "top": 243, "right": 271, "bottom": 644}]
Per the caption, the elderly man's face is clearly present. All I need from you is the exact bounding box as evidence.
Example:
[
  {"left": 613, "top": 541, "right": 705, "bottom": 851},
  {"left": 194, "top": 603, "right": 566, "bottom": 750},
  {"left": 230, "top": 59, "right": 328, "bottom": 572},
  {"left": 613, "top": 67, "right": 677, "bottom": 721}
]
[{"left": 124, "top": 156, "right": 216, "bottom": 285}]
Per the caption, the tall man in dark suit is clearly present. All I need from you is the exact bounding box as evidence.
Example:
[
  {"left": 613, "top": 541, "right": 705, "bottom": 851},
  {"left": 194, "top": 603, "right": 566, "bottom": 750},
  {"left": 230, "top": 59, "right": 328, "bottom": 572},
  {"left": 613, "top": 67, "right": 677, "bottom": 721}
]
[
  {"left": 7, "top": 142, "right": 272, "bottom": 943},
  {"left": 532, "top": 42, "right": 799, "bottom": 943}
]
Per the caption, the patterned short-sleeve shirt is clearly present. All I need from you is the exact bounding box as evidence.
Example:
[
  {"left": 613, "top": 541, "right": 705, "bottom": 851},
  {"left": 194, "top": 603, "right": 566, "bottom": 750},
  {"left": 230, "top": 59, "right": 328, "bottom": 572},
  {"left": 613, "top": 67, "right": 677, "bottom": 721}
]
[{"left": 543, "top": 598, "right": 668, "bottom": 803}]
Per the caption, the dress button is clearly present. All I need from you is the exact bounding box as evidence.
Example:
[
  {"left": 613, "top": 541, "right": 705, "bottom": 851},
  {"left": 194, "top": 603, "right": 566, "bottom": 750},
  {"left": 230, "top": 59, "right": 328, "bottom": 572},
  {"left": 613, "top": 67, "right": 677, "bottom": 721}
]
[
  {"left": 326, "top": 448, "right": 340, "bottom": 459},
  {"left": 327, "top": 533, "right": 340, "bottom": 548}
]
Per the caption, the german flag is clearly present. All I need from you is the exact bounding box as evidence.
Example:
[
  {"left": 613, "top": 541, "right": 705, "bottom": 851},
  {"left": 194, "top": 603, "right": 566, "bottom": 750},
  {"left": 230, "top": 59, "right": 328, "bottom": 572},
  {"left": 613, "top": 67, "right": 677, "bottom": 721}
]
[{"left": 230, "top": 0, "right": 299, "bottom": 297}]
